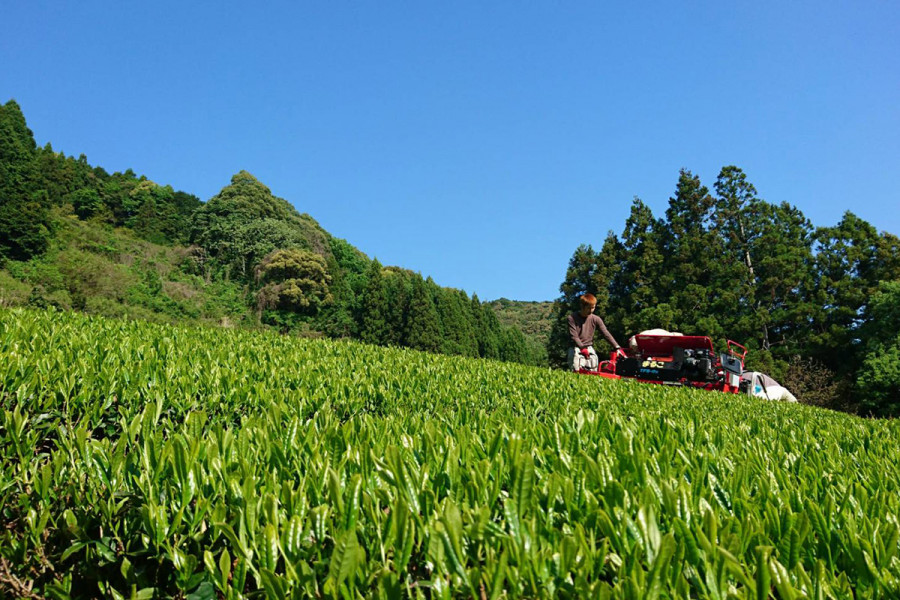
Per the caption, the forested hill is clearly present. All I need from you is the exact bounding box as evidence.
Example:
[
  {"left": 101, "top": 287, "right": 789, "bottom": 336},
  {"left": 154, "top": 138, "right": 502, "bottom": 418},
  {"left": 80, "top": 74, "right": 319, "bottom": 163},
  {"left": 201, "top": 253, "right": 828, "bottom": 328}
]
[
  {"left": 0, "top": 99, "right": 544, "bottom": 366},
  {"left": 549, "top": 168, "right": 900, "bottom": 416},
  {"left": 488, "top": 299, "right": 554, "bottom": 347}
]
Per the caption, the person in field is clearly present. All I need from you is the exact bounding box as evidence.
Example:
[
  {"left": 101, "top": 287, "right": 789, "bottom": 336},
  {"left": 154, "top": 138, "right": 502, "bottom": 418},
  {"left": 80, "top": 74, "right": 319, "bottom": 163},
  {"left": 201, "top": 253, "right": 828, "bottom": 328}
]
[{"left": 567, "top": 293, "right": 623, "bottom": 372}]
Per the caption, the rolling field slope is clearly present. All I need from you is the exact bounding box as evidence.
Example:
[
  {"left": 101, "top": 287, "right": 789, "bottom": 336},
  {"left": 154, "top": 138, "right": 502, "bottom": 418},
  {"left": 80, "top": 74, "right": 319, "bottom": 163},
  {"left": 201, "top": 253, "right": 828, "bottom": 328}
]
[{"left": 1, "top": 308, "right": 899, "bottom": 598}]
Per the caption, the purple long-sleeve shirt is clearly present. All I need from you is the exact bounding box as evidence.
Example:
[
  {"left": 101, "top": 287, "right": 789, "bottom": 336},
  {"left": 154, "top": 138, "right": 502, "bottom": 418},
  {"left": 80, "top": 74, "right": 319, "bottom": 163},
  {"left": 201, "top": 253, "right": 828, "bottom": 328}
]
[{"left": 567, "top": 313, "right": 619, "bottom": 349}]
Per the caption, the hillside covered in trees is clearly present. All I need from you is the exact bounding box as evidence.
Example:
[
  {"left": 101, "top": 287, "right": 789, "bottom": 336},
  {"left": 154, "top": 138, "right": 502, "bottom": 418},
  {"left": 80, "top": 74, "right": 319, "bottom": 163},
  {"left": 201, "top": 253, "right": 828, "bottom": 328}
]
[
  {"left": 549, "top": 167, "right": 900, "bottom": 416},
  {"left": 489, "top": 299, "right": 554, "bottom": 351},
  {"left": 0, "top": 100, "right": 543, "bottom": 366}
]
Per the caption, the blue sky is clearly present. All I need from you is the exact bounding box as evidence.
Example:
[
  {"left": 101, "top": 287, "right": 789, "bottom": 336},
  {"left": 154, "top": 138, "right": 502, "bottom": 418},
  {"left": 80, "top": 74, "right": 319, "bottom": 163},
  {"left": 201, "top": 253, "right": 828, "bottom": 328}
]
[{"left": 2, "top": 2, "right": 898, "bottom": 300}]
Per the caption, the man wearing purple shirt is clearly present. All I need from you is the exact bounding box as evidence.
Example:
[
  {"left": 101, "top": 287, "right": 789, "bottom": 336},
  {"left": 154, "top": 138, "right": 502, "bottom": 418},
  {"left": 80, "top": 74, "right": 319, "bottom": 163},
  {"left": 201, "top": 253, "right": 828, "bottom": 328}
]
[{"left": 567, "top": 293, "right": 623, "bottom": 371}]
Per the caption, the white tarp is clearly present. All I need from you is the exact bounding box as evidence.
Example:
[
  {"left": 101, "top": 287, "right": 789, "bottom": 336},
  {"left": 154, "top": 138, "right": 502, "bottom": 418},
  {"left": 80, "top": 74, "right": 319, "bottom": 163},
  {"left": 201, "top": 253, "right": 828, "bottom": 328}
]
[
  {"left": 741, "top": 371, "right": 798, "bottom": 402},
  {"left": 628, "top": 329, "right": 683, "bottom": 352}
]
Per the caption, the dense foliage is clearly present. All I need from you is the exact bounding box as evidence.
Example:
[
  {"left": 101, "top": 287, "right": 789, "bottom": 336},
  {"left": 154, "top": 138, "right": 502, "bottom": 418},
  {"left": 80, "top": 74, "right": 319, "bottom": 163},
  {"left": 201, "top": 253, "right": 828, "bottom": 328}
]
[
  {"left": 550, "top": 168, "right": 900, "bottom": 414},
  {"left": 2, "top": 308, "right": 900, "bottom": 598},
  {"left": 0, "top": 100, "right": 201, "bottom": 253},
  {"left": 854, "top": 280, "right": 900, "bottom": 415},
  {"left": 488, "top": 299, "right": 553, "bottom": 364},
  {"left": 0, "top": 99, "right": 541, "bottom": 366}
]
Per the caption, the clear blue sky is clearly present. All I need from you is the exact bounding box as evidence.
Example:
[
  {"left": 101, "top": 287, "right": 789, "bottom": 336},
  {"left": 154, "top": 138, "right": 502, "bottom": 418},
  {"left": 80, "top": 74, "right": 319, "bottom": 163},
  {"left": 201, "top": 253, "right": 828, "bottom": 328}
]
[{"left": 3, "top": 2, "right": 898, "bottom": 300}]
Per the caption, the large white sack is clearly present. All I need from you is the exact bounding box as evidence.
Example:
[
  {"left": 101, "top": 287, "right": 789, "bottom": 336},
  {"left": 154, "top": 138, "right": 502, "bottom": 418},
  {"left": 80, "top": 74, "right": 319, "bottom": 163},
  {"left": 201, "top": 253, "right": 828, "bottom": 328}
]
[
  {"left": 629, "top": 329, "right": 684, "bottom": 352},
  {"left": 742, "top": 371, "right": 798, "bottom": 402}
]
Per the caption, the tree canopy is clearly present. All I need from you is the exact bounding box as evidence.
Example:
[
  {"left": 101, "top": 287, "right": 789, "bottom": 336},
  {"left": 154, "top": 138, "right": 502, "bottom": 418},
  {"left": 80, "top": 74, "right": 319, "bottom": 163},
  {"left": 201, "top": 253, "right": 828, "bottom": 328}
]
[{"left": 551, "top": 166, "right": 900, "bottom": 414}]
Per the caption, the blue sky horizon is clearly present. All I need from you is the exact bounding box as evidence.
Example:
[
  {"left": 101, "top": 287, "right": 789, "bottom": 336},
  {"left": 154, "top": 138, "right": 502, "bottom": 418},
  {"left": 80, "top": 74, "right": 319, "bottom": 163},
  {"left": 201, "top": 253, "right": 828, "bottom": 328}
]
[{"left": 3, "top": 2, "right": 898, "bottom": 301}]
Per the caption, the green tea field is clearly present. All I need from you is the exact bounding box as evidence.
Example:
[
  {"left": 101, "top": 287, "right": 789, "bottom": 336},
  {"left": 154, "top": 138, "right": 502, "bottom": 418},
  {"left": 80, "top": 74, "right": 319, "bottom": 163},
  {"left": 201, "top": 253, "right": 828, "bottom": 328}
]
[{"left": 1, "top": 308, "right": 899, "bottom": 599}]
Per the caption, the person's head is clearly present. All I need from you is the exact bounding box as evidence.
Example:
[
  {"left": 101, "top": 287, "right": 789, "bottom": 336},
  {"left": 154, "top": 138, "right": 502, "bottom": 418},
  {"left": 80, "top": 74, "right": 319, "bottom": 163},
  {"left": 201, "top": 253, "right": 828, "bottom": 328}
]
[{"left": 579, "top": 293, "right": 597, "bottom": 317}]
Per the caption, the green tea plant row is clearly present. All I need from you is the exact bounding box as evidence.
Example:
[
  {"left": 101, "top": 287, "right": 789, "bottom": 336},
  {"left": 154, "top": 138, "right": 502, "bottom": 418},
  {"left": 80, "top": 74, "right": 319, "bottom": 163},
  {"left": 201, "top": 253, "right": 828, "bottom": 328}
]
[{"left": 1, "top": 308, "right": 899, "bottom": 599}]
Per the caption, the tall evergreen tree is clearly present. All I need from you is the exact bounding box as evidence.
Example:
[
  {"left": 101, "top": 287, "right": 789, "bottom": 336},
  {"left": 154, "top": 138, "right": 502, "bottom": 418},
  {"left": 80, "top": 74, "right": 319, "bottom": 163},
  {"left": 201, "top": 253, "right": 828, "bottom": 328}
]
[
  {"left": 710, "top": 167, "right": 818, "bottom": 373},
  {"left": 712, "top": 167, "right": 765, "bottom": 333},
  {"left": 471, "top": 293, "right": 500, "bottom": 359},
  {"left": 404, "top": 276, "right": 442, "bottom": 352},
  {"left": 0, "top": 100, "right": 52, "bottom": 261},
  {"left": 433, "top": 287, "right": 478, "bottom": 357},
  {"left": 748, "top": 202, "right": 816, "bottom": 360},
  {"left": 713, "top": 166, "right": 759, "bottom": 284},
  {"left": 481, "top": 303, "right": 506, "bottom": 359},
  {"left": 661, "top": 170, "right": 731, "bottom": 339},
  {"left": 359, "top": 259, "right": 391, "bottom": 345},
  {"left": 452, "top": 290, "right": 480, "bottom": 357},
  {"left": 0, "top": 100, "right": 39, "bottom": 199},
  {"left": 499, "top": 326, "right": 529, "bottom": 364},
  {"left": 811, "top": 213, "right": 900, "bottom": 372},
  {"left": 317, "top": 237, "right": 370, "bottom": 339},
  {"left": 608, "top": 199, "right": 670, "bottom": 337},
  {"left": 382, "top": 268, "right": 413, "bottom": 347}
]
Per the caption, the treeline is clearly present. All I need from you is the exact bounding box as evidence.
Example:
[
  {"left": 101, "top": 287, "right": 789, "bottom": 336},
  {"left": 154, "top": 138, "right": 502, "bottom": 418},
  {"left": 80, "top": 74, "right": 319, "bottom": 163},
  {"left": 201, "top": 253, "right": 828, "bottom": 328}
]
[
  {"left": 0, "top": 103, "right": 200, "bottom": 258},
  {"left": 350, "top": 260, "right": 542, "bottom": 363},
  {"left": 187, "top": 171, "right": 543, "bottom": 364},
  {"left": 549, "top": 167, "right": 900, "bottom": 415},
  {"left": 0, "top": 100, "right": 543, "bottom": 366}
]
